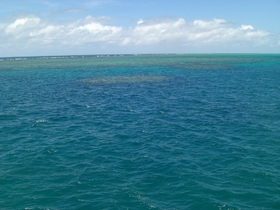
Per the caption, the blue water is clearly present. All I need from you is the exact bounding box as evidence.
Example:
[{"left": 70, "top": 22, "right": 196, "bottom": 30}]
[{"left": 1, "top": 54, "right": 280, "bottom": 209}]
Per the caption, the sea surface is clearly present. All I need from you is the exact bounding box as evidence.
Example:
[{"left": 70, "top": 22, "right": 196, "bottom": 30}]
[{"left": 0, "top": 54, "right": 280, "bottom": 209}]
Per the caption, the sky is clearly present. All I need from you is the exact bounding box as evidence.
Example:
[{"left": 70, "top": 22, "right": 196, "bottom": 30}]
[{"left": 0, "top": 0, "right": 280, "bottom": 57}]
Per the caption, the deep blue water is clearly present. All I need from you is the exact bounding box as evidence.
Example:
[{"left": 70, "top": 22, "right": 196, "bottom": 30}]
[{"left": 1, "top": 54, "right": 280, "bottom": 209}]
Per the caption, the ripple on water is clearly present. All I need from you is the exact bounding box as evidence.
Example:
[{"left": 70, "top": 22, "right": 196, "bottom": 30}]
[
  {"left": 0, "top": 54, "right": 280, "bottom": 209},
  {"left": 82, "top": 75, "right": 168, "bottom": 84}
]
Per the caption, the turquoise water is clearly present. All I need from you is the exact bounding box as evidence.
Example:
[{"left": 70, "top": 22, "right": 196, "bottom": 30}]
[{"left": 1, "top": 54, "right": 280, "bottom": 209}]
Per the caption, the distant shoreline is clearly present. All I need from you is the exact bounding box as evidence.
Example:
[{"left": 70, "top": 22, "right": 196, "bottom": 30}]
[{"left": 1, "top": 53, "right": 280, "bottom": 60}]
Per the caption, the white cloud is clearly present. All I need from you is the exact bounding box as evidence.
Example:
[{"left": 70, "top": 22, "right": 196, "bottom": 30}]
[
  {"left": 240, "top": 25, "right": 254, "bottom": 30},
  {"left": 124, "top": 18, "right": 187, "bottom": 45},
  {"left": 29, "top": 25, "right": 64, "bottom": 44},
  {"left": 5, "top": 17, "right": 41, "bottom": 38},
  {"left": 121, "top": 18, "right": 271, "bottom": 46},
  {"left": 0, "top": 15, "right": 278, "bottom": 55},
  {"left": 137, "top": 19, "right": 144, "bottom": 25},
  {"left": 193, "top": 18, "right": 227, "bottom": 29},
  {"left": 2, "top": 15, "right": 123, "bottom": 46}
]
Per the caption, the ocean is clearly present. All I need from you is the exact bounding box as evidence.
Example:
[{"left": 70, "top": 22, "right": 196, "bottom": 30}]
[{"left": 0, "top": 54, "right": 280, "bottom": 209}]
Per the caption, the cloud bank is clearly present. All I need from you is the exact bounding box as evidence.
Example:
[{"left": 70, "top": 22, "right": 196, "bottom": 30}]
[{"left": 0, "top": 15, "right": 279, "bottom": 56}]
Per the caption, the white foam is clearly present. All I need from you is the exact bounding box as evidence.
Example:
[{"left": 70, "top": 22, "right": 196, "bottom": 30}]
[{"left": 36, "top": 119, "right": 48, "bottom": 123}]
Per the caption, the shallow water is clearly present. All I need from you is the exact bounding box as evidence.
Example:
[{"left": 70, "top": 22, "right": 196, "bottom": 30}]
[{"left": 1, "top": 54, "right": 280, "bottom": 209}]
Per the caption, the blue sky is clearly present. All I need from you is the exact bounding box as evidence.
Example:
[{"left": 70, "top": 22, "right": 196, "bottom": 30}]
[{"left": 0, "top": 0, "right": 279, "bottom": 56}]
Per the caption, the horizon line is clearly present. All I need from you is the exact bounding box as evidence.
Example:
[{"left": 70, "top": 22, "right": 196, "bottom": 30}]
[{"left": 1, "top": 52, "right": 280, "bottom": 60}]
